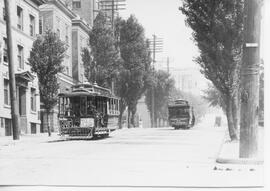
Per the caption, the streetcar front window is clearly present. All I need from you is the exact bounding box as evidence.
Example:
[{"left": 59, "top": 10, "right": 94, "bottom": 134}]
[{"left": 169, "top": 107, "right": 190, "bottom": 118}]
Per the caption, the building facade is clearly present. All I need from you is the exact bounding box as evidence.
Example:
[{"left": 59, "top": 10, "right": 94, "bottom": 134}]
[
  {"left": 39, "top": 0, "right": 92, "bottom": 133},
  {"left": 71, "top": 17, "right": 90, "bottom": 83},
  {"left": 169, "top": 67, "right": 207, "bottom": 96},
  {"left": 0, "top": 0, "right": 45, "bottom": 136},
  {"left": 39, "top": 0, "right": 77, "bottom": 132}
]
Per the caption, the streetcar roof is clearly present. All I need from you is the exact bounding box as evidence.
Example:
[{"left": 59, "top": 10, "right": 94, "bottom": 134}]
[
  {"left": 58, "top": 91, "right": 98, "bottom": 97},
  {"left": 58, "top": 91, "right": 120, "bottom": 100},
  {"left": 168, "top": 99, "right": 190, "bottom": 107}
]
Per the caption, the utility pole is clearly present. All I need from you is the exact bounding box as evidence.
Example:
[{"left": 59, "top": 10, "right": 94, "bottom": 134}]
[
  {"left": 149, "top": 34, "right": 163, "bottom": 128},
  {"left": 4, "top": 0, "right": 20, "bottom": 140},
  {"left": 239, "top": 0, "right": 262, "bottom": 158},
  {"left": 98, "top": 0, "right": 126, "bottom": 30}
]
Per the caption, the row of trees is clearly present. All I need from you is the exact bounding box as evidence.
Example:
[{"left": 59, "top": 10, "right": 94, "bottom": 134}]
[
  {"left": 82, "top": 12, "right": 182, "bottom": 128},
  {"left": 27, "top": 11, "right": 178, "bottom": 134},
  {"left": 28, "top": 11, "right": 204, "bottom": 132},
  {"left": 82, "top": 13, "right": 153, "bottom": 128}
]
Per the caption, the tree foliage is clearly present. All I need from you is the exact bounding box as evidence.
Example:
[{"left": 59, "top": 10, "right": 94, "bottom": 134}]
[
  {"left": 82, "top": 12, "right": 121, "bottom": 88},
  {"left": 180, "top": 0, "right": 244, "bottom": 140},
  {"left": 29, "top": 29, "right": 66, "bottom": 110},
  {"left": 145, "top": 70, "right": 175, "bottom": 125},
  {"left": 115, "top": 15, "right": 152, "bottom": 128},
  {"left": 259, "top": 60, "right": 264, "bottom": 122},
  {"left": 203, "top": 83, "right": 226, "bottom": 112},
  {"left": 28, "top": 29, "right": 66, "bottom": 135}
]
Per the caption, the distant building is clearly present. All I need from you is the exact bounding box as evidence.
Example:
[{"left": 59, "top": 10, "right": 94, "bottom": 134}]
[
  {"left": 157, "top": 66, "right": 207, "bottom": 96},
  {"left": 62, "top": 0, "right": 98, "bottom": 27},
  {"left": 0, "top": 0, "right": 45, "bottom": 136}
]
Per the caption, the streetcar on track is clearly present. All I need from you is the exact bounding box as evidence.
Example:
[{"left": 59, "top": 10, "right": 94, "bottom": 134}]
[
  {"left": 58, "top": 82, "right": 120, "bottom": 139},
  {"left": 168, "top": 99, "right": 195, "bottom": 129}
]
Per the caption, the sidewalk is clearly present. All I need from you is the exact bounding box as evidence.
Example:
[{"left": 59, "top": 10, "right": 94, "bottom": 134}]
[
  {"left": 216, "top": 127, "right": 264, "bottom": 165},
  {"left": 0, "top": 133, "right": 60, "bottom": 147}
]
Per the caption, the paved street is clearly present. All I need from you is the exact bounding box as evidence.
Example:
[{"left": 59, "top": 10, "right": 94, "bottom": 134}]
[{"left": 0, "top": 121, "right": 263, "bottom": 188}]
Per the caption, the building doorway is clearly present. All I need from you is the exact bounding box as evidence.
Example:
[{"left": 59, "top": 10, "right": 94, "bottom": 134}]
[{"left": 5, "top": 118, "right": 12, "bottom": 136}]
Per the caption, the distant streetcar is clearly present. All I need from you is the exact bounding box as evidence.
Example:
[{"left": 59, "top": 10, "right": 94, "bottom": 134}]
[
  {"left": 168, "top": 99, "right": 195, "bottom": 129},
  {"left": 58, "top": 83, "right": 120, "bottom": 139}
]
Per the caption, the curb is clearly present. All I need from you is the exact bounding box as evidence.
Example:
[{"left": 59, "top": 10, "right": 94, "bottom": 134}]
[
  {"left": 216, "top": 157, "right": 264, "bottom": 165},
  {"left": 215, "top": 128, "right": 264, "bottom": 165}
]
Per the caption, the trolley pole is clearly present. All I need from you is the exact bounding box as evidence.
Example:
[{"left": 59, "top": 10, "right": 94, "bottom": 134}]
[
  {"left": 4, "top": 0, "right": 20, "bottom": 140},
  {"left": 239, "top": 0, "right": 262, "bottom": 158}
]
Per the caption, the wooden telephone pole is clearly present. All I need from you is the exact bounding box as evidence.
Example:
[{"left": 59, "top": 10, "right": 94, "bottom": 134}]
[
  {"left": 4, "top": 0, "right": 20, "bottom": 140},
  {"left": 239, "top": 0, "right": 262, "bottom": 158},
  {"left": 149, "top": 34, "right": 163, "bottom": 128}
]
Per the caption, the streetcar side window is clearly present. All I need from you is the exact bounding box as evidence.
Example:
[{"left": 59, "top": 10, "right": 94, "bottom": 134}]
[
  {"left": 80, "top": 96, "right": 87, "bottom": 117},
  {"left": 87, "top": 96, "right": 95, "bottom": 116},
  {"left": 59, "top": 97, "right": 64, "bottom": 115}
]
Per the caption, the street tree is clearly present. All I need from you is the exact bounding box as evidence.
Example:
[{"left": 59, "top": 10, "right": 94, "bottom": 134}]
[
  {"left": 28, "top": 30, "right": 66, "bottom": 136},
  {"left": 180, "top": 0, "right": 244, "bottom": 140},
  {"left": 259, "top": 60, "right": 264, "bottom": 125},
  {"left": 115, "top": 15, "right": 152, "bottom": 128},
  {"left": 203, "top": 84, "right": 226, "bottom": 112},
  {"left": 145, "top": 70, "right": 175, "bottom": 127},
  {"left": 82, "top": 12, "right": 121, "bottom": 88}
]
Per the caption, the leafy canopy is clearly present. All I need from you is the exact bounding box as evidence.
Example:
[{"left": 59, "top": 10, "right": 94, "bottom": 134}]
[
  {"left": 28, "top": 29, "right": 66, "bottom": 110},
  {"left": 180, "top": 0, "right": 244, "bottom": 99},
  {"left": 116, "top": 15, "right": 152, "bottom": 110},
  {"left": 83, "top": 12, "right": 121, "bottom": 87},
  {"left": 145, "top": 70, "right": 175, "bottom": 120}
]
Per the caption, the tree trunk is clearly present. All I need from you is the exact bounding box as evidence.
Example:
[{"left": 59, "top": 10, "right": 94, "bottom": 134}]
[
  {"left": 46, "top": 109, "right": 51, "bottom": 137},
  {"left": 232, "top": 91, "right": 240, "bottom": 135},
  {"left": 226, "top": 98, "right": 238, "bottom": 141},
  {"left": 131, "top": 110, "right": 135, "bottom": 127},
  {"left": 118, "top": 110, "right": 123, "bottom": 129},
  {"left": 118, "top": 99, "right": 125, "bottom": 129},
  {"left": 127, "top": 107, "right": 130, "bottom": 128}
]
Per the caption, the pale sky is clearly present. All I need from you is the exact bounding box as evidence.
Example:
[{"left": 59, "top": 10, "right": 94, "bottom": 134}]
[
  {"left": 120, "top": 0, "right": 268, "bottom": 70},
  {"left": 120, "top": 0, "right": 199, "bottom": 70}
]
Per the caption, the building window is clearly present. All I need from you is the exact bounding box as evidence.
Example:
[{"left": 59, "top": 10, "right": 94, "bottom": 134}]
[
  {"left": 3, "top": 38, "right": 8, "bottom": 63},
  {"left": 66, "top": 66, "right": 69, "bottom": 75},
  {"left": 17, "top": 45, "right": 24, "bottom": 69},
  {"left": 57, "top": 28, "right": 60, "bottom": 38},
  {"left": 31, "top": 88, "right": 36, "bottom": 112},
  {"left": 17, "top": 6, "right": 23, "bottom": 30},
  {"left": 5, "top": 118, "right": 12, "bottom": 136},
  {"left": 81, "top": 74, "right": 84, "bottom": 82},
  {"left": 80, "top": 36, "right": 84, "bottom": 51},
  {"left": 29, "top": 14, "right": 35, "bottom": 37},
  {"left": 3, "top": 7, "right": 6, "bottom": 21},
  {"left": 65, "top": 25, "right": 69, "bottom": 44},
  {"left": 56, "top": 17, "right": 60, "bottom": 37},
  {"left": 0, "top": 117, "right": 4, "bottom": 128},
  {"left": 4, "top": 79, "right": 9, "bottom": 105},
  {"left": 31, "top": 123, "right": 36, "bottom": 134},
  {"left": 39, "top": 17, "right": 43, "bottom": 34},
  {"left": 72, "top": 0, "right": 81, "bottom": 8}
]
